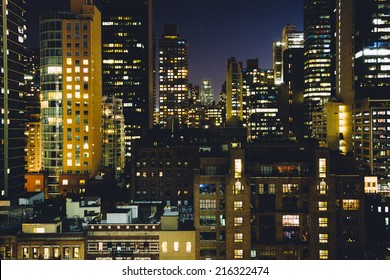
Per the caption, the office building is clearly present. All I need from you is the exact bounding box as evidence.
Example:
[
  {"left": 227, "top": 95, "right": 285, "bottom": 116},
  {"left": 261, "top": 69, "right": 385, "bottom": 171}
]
[
  {"left": 303, "top": 0, "right": 335, "bottom": 137},
  {"left": 226, "top": 57, "right": 244, "bottom": 122},
  {"left": 40, "top": 0, "right": 102, "bottom": 195},
  {"left": 0, "top": 0, "right": 27, "bottom": 197},
  {"left": 158, "top": 24, "right": 189, "bottom": 129},
  {"left": 245, "top": 60, "right": 283, "bottom": 141},
  {"left": 200, "top": 79, "right": 214, "bottom": 106},
  {"left": 101, "top": 0, "right": 153, "bottom": 158}
]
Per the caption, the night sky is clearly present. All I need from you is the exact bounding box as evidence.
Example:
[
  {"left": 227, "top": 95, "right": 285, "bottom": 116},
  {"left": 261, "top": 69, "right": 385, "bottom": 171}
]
[{"left": 26, "top": 0, "right": 303, "bottom": 94}]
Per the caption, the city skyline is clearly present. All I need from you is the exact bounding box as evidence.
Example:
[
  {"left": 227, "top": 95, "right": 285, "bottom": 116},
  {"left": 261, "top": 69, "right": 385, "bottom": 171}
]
[{"left": 26, "top": 0, "right": 303, "bottom": 94}]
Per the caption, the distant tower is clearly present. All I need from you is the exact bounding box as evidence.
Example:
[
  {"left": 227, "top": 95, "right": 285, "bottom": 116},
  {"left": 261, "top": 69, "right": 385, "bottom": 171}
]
[
  {"left": 200, "top": 79, "right": 214, "bottom": 106},
  {"left": 40, "top": 0, "right": 102, "bottom": 195},
  {"left": 158, "top": 24, "right": 189, "bottom": 128},
  {"left": 226, "top": 57, "right": 244, "bottom": 122},
  {"left": 1, "top": 0, "right": 27, "bottom": 197}
]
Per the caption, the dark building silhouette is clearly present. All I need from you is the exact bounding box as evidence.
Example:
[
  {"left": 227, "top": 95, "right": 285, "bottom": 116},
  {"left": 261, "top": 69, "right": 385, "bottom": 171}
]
[{"left": 1, "top": 0, "right": 27, "bottom": 197}]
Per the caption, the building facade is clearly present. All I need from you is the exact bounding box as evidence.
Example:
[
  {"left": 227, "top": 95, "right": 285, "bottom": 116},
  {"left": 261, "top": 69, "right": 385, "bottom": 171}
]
[
  {"left": 101, "top": 0, "right": 153, "bottom": 159},
  {"left": 158, "top": 24, "right": 189, "bottom": 129},
  {"left": 0, "top": 0, "right": 27, "bottom": 197},
  {"left": 40, "top": 0, "right": 102, "bottom": 195}
]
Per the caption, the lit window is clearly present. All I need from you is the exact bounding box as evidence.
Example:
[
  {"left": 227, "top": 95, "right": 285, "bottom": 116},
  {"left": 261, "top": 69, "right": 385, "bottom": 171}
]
[
  {"left": 33, "top": 228, "right": 45, "bottom": 233},
  {"left": 234, "top": 217, "right": 243, "bottom": 226},
  {"left": 319, "top": 158, "right": 326, "bottom": 178},
  {"left": 319, "top": 217, "right": 328, "bottom": 227},
  {"left": 234, "top": 201, "right": 243, "bottom": 210},
  {"left": 342, "top": 199, "right": 359, "bottom": 210},
  {"left": 186, "top": 242, "right": 191, "bottom": 253},
  {"left": 318, "top": 180, "right": 328, "bottom": 194},
  {"left": 79, "top": 179, "right": 86, "bottom": 185},
  {"left": 282, "top": 215, "right": 300, "bottom": 227},
  {"left": 319, "top": 233, "right": 328, "bottom": 243},
  {"left": 173, "top": 242, "right": 179, "bottom": 252},
  {"left": 234, "top": 233, "right": 243, "bottom": 243},
  {"left": 319, "top": 250, "right": 328, "bottom": 260},
  {"left": 162, "top": 242, "right": 168, "bottom": 253},
  {"left": 62, "top": 179, "right": 69, "bottom": 185},
  {"left": 73, "top": 247, "right": 80, "bottom": 259},
  {"left": 233, "top": 179, "right": 244, "bottom": 194},
  {"left": 258, "top": 184, "right": 264, "bottom": 194},
  {"left": 234, "top": 159, "right": 242, "bottom": 178},
  {"left": 34, "top": 180, "right": 41, "bottom": 186},
  {"left": 319, "top": 201, "right": 328, "bottom": 211},
  {"left": 234, "top": 249, "right": 243, "bottom": 259}
]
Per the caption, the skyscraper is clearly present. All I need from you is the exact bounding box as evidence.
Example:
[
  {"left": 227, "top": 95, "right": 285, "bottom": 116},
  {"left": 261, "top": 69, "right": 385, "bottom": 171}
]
[
  {"left": 40, "top": 0, "right": 102, "bottom": 195},
  {"left": 303, "top": 0, "right": 335, "bottom": 137},
  {"left": 1, "top": 0, "right": 26, "bottom": 197},
  {"left": 200, "top": 79, "right": 214, "bottom": 106},
  {"left": 158, "top": 24, "right": 189, "bottom": 129},
  {"left": 245, "top": 59, "right": 283, "bottom": 141},
  {"left": 226, "top": 57, "right": 244, "bottom": 122},
  {"left": 101, "top": 0, "right": 153, "bottom": 159}
]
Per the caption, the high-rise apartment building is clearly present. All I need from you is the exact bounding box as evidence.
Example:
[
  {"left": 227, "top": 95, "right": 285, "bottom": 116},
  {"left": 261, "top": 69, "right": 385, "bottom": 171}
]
[
  {"left": 303, "top": 0, "right": 335, "bottom": 137},
  {"left": 40, "top": 0, "right": 102, "bottom": 195},
  {"left": 158, "top": 24, "right": 189, "bottom": 129},
  {"left": 226, "top": 57, "right": 244, "bottom": 122},
  {"left": 101, "top": 0, "right": 153, "bottom": 158},
  {"left": 1, "top": 0, "right": 26, "bottom": 197}
]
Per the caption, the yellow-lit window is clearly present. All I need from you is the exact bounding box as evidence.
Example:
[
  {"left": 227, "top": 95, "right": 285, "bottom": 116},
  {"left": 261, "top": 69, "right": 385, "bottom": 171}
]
[
  {"left": 186, "top": 242, "right": 191, "bottom": 253},
  {"left": 234, "top": 233, "right": 243, "bottom": 243},
  {"left": 80, "top": 179, "right": 85, "bottom": 185},
  {"left": 318, "top": 180, "right": 328, "bottom": 194},
  {"left": 83, "top": 59, "right": 89, "bottom": 65},
  {"left": 62, "top": 179, "right": 69, "bottom": 185},
  {"left": 234, "top": 159, "right": 242, "bottom": 178},
  {"left": 319, "top": 249, "right": 328, "bottom": 259},
  {"left": 234, "top": 201, "right": 243, "bottom": 210},
  {"left": 319, "top": 234, "right": 328, "bottom": 243},
  {"left": 73, "top": 247, "right": 80, "bottom": 259},
  {"left": 319, "top": 158, "right": 326, "bottom": 178},
  {"left": 233, "top": 179, "right": 244, "bottom": 194},
  {"left": 342, "top": 199, "right": 360, "bottom": 210},
  {"left": 33, "top": 227, "right": 45, "bottom": 233},
  {"left": 319, "top": 201, "right": 328, "bottom": 211},
  {"left": 162, "top": 242, "right": 168, "bottom": 253},
  {"left": 67, "top": 159, "right": 72, "bottom": 166},
  {"left": 319, "top": 217, "right": 328, "bottom": 227},
  {"left": 234, "top": 249, "right": 243, "bottom": 259},
  {"left": 282, "top": 215, "right": 300, "bottom": 227},
  {"left": 173, "top": 242, "right": 179, "bottom": 252},
  {"left": 234, "top": 217, "right": 243, "bottom": 226}
]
